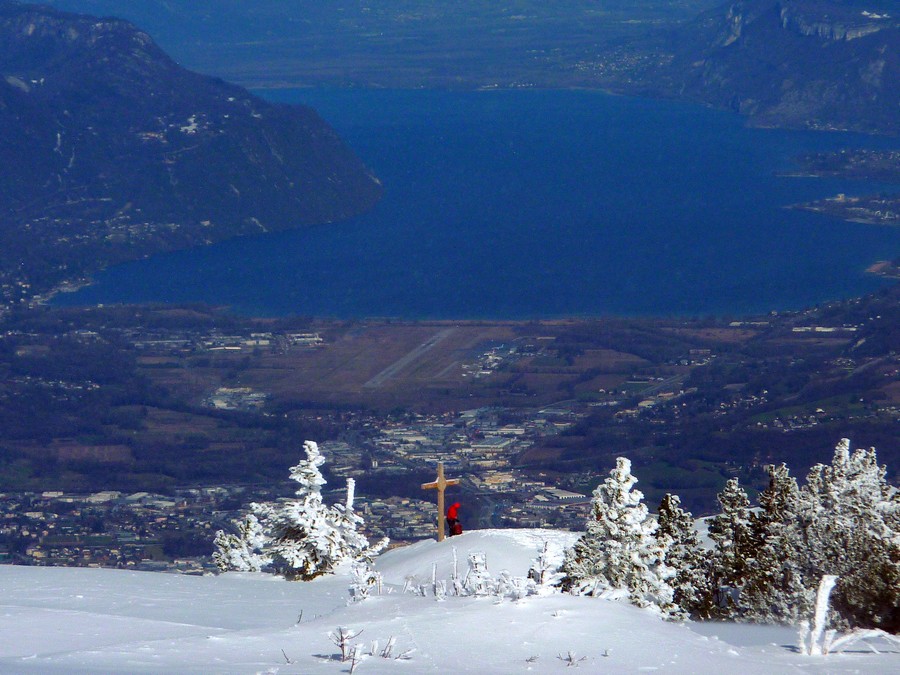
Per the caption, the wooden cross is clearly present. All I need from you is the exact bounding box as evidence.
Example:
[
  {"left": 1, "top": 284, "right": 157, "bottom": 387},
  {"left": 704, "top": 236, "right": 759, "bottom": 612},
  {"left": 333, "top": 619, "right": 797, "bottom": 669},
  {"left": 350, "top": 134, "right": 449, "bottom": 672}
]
[{"left": 421, "top": 462, "right": 460, "bottom": 542}]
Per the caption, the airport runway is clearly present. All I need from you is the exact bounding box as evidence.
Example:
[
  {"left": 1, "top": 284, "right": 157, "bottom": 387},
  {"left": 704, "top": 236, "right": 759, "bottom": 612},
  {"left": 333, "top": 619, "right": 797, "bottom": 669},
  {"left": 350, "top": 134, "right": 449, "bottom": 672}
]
[{"left": 362, "top": 327, "right": 457, "bottom": 389}]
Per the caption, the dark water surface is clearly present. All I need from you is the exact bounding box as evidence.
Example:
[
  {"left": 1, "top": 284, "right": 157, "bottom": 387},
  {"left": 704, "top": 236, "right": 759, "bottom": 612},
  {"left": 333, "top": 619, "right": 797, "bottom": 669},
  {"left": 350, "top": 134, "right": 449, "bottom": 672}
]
[{"left": 55, "top": 89, "right": 900, "bottom": 318}]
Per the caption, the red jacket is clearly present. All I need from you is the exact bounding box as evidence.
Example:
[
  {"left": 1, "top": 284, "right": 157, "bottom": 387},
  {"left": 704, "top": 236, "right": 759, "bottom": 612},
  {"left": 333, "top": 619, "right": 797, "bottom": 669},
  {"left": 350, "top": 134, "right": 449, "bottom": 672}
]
[{"left": 446, "top": 502, "right": 460, "bottom": 520}]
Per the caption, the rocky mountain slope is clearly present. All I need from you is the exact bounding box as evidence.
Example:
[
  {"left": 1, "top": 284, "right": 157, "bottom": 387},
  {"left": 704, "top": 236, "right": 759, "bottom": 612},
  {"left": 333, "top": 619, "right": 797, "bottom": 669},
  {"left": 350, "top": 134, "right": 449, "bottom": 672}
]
[
  {"left": 0, "top": 0, "right": 381, "bottom": 308},
  {"left": 613, "top": 0, "right": 899, "bottom": 134}
]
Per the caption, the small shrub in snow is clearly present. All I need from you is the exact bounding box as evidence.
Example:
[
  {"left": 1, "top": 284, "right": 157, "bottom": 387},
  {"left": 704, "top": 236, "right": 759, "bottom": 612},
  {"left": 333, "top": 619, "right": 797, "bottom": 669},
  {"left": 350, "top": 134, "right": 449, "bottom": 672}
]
[
  {"left": 496, "top": 570, "right": 534, "bottom": 600},
  {"left": 450, "top": 546, "right": 465, "bottom": 596},
  {"left": 329, "top": 626, "right": 363, "bottom": 662},
  {"left": 528, "top": 540, "right": 565, "bottom": 593},
  {"left": 819, "top": 628, "right": 900, "bottom": 655},
  {"left": 212, "top": 512, "right": 270, "bottom": 573},
  {"left": 348, "top": 562, "right": 383, "bottom": 603},
  {"left": 463, "top": 551, "right": 493, "bottom": 596},
  {"left": 370, "top": 636, "right": 414, "bottom": 660},
  {"left": 557, "top": 651, "right": 587, "bottom": 667},
  {"left": 807, "top": 574, "right": 838, "bottom": 656},
  {"left": 347, "top": 645, "right": 363, "bottom": 674}
]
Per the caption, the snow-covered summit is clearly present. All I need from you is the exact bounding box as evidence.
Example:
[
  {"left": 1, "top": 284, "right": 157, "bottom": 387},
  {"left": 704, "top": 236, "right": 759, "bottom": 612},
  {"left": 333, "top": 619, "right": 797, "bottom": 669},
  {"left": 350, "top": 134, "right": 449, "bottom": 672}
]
[
  {"left": 0, "top": 528, "right": 896, "bottom": 674},
  {"left": 374, "top": 527, "right": 577, "bottom": 585}
]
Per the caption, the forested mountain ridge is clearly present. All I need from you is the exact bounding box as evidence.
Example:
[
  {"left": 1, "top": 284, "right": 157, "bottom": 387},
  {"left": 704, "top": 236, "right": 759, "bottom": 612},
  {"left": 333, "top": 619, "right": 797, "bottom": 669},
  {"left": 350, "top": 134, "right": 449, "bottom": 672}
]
[
  {"left": 0, "top": 0, "right": 382, "bottom": 309},
  {"left": 603, "top": 0, "right": 900, "bottom": 134}
]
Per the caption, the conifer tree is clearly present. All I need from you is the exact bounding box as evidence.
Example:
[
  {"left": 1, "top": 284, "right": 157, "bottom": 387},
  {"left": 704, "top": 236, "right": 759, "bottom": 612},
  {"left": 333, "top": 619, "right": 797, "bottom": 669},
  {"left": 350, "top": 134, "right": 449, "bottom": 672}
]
[
  {"left": 213, "top": 441, "right": 387, "bottom": 580},
  {"left": 797, "top": 439, "right": 900, "bottom": 631},
  {"left": 267, "top": 441, "right": 354, "bottom": 580},
  {"left": 704, "top": 478, "right": 756, "bottom": 619},
  {"left": 741, "top": 464, "right": 809, "bottom": 624},
  {"left": 559, "top": 457, "right": 675, "bottom": 614},
  {"left": 656, "top": 493, "right": 710, "bottom": 618},
  {"left": 725, "top": 440, "right": 899, "bottom": 631}
]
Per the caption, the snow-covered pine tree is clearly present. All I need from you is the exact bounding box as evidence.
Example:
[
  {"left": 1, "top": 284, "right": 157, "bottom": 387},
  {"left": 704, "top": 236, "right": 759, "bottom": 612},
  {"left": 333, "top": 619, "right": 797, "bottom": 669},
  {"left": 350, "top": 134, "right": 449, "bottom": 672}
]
[
  {"left": 212, "top": 511, "right": 272, "bottom": 572},
  {"left": 797, "top": 439, "right": 900, "bottom": 632},
  {"left": 559, "top": 457, "right": 675, "bottom": 615},
  {"left": 267, "top": 441, "right": 359, "bottom": 580},
  {"left": 214, "top": 441, "right": 387, "bottom": 580},
  {"left": 656, "top": 493, "right": 710, "bottom": 619},
  {"left": 702, "top": 440, "right": 899, "bottom": 630},
  {"left": 703, "top": 477, "right": 757, "bottom": 619},
  {"left": 740, "top": 463, "right": 811, "bottom": 624}
]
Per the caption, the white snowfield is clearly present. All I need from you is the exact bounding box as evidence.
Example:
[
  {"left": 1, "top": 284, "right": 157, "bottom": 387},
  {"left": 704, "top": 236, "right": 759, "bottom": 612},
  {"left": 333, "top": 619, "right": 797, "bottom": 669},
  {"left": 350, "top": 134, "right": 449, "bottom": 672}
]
[{"left": 0, "top": 529, "right": 896, "bottom": 674}]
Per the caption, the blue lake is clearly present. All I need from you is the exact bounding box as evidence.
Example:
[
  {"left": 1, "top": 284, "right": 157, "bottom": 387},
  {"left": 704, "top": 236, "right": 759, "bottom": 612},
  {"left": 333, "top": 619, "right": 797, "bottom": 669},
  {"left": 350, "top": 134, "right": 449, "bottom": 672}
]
[{"left": 54, "top": 89, "right": 900, "bottom": 318}]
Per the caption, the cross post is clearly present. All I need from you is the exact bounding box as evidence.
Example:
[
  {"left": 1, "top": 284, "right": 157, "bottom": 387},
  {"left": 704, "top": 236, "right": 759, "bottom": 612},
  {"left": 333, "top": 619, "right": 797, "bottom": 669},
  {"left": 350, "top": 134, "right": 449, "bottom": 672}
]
[{"left": 421, "top": 462, "right": 460, "bottom": 542}]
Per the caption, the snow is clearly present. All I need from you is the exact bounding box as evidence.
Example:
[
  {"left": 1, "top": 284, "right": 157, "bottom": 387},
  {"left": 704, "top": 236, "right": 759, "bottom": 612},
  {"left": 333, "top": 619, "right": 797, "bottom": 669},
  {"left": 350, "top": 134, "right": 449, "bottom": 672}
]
[
  {"left": 0, "top": 529, "right": 897, "bottom": 674},
  {"left": 808, "top": 574, "right": 839, "bottom": 655},
  {"left": 375, "top": 528, "right": 576, "bottom": 586}
]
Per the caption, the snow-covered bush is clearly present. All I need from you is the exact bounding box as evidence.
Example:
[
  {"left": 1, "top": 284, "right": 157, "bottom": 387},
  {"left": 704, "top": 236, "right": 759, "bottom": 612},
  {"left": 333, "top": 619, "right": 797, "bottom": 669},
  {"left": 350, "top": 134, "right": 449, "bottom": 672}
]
[
  {"left": 705, "top": 439, "right": 899, "bottom": 632},
  {"left": 463, "top": 551, "right": 493, "bottom": 596},
  {"left": 794, "top": 439, "right": 899, "bottom": 632},
  {"left": 349, "top": 562, "right": 383, "bottom": 603},
  {"left": 496, "top": 570, "right": 534, "bottom": 600},
  {"left": 212, "top": 512, "right": 271, "bottom": 573},
  {"left": 329, "top": 626, "right": 363, "bottom": 662},
  {"left": 213, "top": 441, "right": 388, "bottom": 580},
  {"left": 528, "top": 540, "right": 565, "bottom": 593},
  {"left": 558, "top": 457, "right": 676, "bottom": 616}
]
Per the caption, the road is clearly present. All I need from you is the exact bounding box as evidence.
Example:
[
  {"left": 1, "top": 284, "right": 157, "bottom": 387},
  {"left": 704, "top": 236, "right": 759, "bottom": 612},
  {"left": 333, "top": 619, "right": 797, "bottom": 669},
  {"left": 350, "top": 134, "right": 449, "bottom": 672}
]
[{"left": 638, "top": 374, "right": 686, "bottom": 397}]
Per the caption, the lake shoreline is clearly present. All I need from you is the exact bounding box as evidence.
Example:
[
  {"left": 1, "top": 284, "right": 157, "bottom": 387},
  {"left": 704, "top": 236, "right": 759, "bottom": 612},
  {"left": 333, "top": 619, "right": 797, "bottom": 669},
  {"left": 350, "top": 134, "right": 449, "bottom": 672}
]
[{"left": 51, "top": 89, "right": 900, "bottom": 320}]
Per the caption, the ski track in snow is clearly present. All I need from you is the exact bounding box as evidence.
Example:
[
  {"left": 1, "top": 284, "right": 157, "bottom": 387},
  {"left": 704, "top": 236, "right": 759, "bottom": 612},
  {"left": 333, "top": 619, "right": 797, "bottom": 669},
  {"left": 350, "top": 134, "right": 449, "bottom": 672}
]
[{"left": 0, "top": 529, "right": 897, "bottom": 674}]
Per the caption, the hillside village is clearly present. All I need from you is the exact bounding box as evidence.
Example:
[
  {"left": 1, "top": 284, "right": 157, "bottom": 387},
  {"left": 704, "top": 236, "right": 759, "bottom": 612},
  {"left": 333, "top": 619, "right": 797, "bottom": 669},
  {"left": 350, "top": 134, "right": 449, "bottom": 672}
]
[{"left": 0, "top": 404, "right": 595, "bottom": 572}]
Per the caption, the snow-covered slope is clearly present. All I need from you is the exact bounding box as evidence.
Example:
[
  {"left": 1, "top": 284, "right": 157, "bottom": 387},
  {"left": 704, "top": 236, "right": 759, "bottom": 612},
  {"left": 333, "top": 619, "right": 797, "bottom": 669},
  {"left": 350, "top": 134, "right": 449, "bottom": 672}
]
[{"left": 0, "top": 529, "right": 896, "bottom": 674}]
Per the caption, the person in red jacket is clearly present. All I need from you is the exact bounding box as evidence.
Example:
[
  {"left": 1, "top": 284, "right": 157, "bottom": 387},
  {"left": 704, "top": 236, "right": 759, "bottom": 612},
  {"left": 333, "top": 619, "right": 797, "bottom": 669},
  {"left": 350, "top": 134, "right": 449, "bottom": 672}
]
[{"left": 446, "top": 502, "right": 462, "bottom": 536}]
